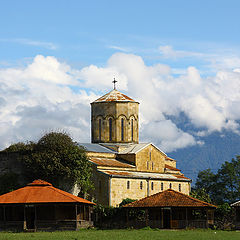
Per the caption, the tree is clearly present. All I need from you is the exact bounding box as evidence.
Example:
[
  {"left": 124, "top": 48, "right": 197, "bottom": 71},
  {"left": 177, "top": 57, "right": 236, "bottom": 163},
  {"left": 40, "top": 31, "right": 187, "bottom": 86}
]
[
  {"left": 190, "top": 188, "right": 212, "bottom": 204},
  {"left": 3, "top": 132, "right": 93, "bottom": 196},
  {"left": 194, "top": 156, "right": 240, "bottom": 204}
]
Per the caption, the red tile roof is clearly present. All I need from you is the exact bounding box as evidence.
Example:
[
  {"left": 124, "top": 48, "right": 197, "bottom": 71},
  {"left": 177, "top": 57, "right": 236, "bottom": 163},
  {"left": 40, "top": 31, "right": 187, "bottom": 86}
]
[
  {"left": 123, "top": 189, "right": 216, "bottom": 208},
  {"left": 93, "top": 89, "right": 136, "bottom": 103},
  {"left": 0, "top": 180, "right": 95, "bottom": 205},
  {"left": 165, "top": 164, "right": 180, "bottom": 171},
  {"left": 89, "top": 157, "right": 135, "bottom": 168}
]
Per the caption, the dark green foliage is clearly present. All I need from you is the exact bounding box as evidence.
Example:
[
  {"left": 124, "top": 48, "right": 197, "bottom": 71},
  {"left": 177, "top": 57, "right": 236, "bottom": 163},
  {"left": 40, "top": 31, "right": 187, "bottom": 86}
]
[
  {"left": 119, "top": 198, "right": 136, "bottom": 207},
  {"left": 195, "top": 156, "right": 240, "bottom": 205},
  {"left": 190, "top": 188, "right": 212, "bottom": 204},
  {"left": 2, "top": 132, "right": 93, "bottom": 195},
  {"left": 2, "top": 142, "right": 34, "bottom": 152},
  {"left": 0, "top": 172, "right": 21, "bottom": 195}
]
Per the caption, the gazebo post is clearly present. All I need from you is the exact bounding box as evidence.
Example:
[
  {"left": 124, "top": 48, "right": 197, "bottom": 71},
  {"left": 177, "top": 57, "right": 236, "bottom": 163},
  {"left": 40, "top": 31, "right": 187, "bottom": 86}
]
[
  {"left": 161, "top": 208, "right": 163, "bottom": 228},
  {"left": 34, "top": 205, "right": 37, "bottom": 232},
  {"left": 75, "top": 204, "right": 78, "bottom": 230},
  {"left": 185, "top": 208, "right": 188, "bottom": 228},
  {"left": 126, "top": 208, "right": 129, "bottom": 228},
  {"left": 3, "top": 206, "right": 6, "bottom": 230},
  {"left": 23, "top": 205, "right": 26, "bottom": 230},
  {"left": 145, "top": 208, "right": 149, "bottom": 227}
]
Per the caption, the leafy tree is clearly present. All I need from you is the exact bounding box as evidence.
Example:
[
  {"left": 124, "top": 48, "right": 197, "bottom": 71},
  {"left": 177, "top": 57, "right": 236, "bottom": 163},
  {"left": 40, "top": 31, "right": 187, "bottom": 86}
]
[
  {"left": 3, "top": 132, "right": 93, "bottom": 196},
  {"left": 0, "top": 172, "right": 20, "bottom": 195},
  {"left": 190, "top": 188, "right": 212, "bottom": 204},
  {"left": 195, "top": 156, "right": 240, "bottom": 204},
  {"left": 119, "top": 198, "right": 136, "bottom": 207}
]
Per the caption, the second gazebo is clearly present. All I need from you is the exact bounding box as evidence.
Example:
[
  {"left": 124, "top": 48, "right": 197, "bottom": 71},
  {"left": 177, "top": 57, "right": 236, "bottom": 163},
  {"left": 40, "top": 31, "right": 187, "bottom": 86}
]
[{"left": 123, "top": 189, "right": 216, "bottom": 229}]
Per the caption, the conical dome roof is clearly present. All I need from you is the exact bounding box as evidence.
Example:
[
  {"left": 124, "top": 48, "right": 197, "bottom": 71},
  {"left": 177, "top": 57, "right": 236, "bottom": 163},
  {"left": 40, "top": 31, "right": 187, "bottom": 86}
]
[{"left": 93, "top": 89, "right": 136, "bottom": 103}]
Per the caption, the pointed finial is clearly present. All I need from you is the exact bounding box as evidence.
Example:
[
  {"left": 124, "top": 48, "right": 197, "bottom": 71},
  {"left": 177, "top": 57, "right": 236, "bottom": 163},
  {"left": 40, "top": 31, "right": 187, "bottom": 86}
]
[{"left": 112, "top": 78, "right": 117, "bottom": 90}]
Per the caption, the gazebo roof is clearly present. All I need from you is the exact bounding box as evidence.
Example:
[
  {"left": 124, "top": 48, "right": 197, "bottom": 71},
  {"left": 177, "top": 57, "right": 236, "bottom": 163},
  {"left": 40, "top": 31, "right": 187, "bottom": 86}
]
[
  {"left": 0, "top": 180, "right": 95, "bottom": 205},
  {"left": 123, "top": 189, "right": 216, "bottom": 208}
]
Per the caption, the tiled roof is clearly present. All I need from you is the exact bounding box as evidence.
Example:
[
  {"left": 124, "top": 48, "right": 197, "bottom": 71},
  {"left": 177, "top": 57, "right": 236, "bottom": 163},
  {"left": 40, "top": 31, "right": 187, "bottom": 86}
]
[
  {"left": 0, "top": 180, "right": 95, "bottom": 205},
  {"left": 99, "top": 170, "right": 191, "bottom": 182},
  {"left": 92, "top": 89, "right": 136, "bottom": 103},
  {"left": 89, "top": 157, "right": 135, "bottom": 168},
  {"left": 165, "top": 164, "right": 180, "bottom": 171},
  {"left": 123, "top": 189, "right": 216, "bottom": 208}
]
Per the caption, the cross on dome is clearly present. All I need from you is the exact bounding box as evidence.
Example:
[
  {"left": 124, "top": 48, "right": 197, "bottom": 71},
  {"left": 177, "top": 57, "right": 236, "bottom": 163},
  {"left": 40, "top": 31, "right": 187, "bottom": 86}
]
[{"left": 112, "top": 78, "right": 117, "bottom": 90}]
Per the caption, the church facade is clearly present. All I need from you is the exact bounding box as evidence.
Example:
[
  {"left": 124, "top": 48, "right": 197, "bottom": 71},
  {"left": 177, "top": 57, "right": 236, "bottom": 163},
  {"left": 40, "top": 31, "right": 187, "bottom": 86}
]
[{"left": 79, "top": 88, "right": 191, "bottom": 207}]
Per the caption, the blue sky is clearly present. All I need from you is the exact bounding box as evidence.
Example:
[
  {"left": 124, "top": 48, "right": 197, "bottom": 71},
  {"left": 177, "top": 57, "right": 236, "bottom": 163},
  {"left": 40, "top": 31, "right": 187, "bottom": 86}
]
[
  {"left": 1, "top": 0, "right": 240, "bottom": 151},
  {"left": 1, "top": 0, "right": 240, "bottom": 69}
]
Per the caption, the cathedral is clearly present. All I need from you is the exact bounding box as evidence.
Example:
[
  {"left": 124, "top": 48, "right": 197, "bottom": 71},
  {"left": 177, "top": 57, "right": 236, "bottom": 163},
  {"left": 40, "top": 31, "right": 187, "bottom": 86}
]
[{"left": 79, "top": 85, "right": 191, "bottom": 207}]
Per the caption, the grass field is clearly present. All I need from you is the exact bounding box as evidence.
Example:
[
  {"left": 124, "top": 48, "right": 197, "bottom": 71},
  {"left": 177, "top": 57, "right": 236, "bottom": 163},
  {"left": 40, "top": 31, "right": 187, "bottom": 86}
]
[{"left": 0, "top": 229, "right": 239, "bottom": 240}]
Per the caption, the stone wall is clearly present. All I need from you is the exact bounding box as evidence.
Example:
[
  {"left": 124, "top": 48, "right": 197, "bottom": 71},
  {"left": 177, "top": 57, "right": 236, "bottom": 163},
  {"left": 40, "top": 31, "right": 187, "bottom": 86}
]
[
  {"left": 109, "top": 177, "right": 190, "bottom": 207},
  {"left": 91, "top": 101, "right": 139, "bottom": 144}
]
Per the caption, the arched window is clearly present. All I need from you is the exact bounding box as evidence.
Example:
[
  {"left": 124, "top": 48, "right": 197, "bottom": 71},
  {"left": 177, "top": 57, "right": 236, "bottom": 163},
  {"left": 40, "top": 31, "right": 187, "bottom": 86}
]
[
  {"left": 109, "top": 118, "right": 112, "bottom": 141},
  {"left": 121, "top": 118, "right": 124, "bottom": 141},
  {"left": 140, "top": 181, "right": 143, "bottom": 190},
  {"left": 169, "top": 183, "right": 172, "bottom": 189},
  {"left": 151, "top": 182, "right": 154, "bottom": 190},
  {"left": 131, "top": 119, "right": 134, "bottom": 141},
  {"left": 161, "top": 182, "right": 164, "bottom": 191},
  {"left": 99, "top": 119, "right": 101, "bottom": 141}
]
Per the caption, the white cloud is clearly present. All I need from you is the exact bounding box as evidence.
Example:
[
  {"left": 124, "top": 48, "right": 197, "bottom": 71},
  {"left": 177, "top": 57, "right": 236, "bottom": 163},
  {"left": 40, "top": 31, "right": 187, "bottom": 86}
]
[
  {"left": 0, "top": 38, "right": 58, "bottom": 50},
  {"left": 1, "top": 53, "right": 240, "bottom": 152},
  {"left": 158, "top": 45, "right": 204, "bottom": 59}
]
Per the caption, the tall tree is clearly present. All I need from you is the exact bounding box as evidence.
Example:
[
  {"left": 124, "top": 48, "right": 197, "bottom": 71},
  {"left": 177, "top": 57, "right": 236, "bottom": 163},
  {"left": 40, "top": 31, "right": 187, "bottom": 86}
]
[{"left": 194, "top": 156, "right": 240, "bottom": 204}]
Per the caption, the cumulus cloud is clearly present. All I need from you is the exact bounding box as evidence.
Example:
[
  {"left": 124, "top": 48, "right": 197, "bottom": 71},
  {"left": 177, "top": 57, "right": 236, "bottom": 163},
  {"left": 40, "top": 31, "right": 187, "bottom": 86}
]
[{"left": 1, "top": 53, "right": 240, "bottom": 152}]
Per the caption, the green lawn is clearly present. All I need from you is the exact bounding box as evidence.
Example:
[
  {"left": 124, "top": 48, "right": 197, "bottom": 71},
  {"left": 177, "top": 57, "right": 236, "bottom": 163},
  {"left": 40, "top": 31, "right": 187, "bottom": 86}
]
[{"left": 0, "top": 229, "right": 239, "bottom": 240}]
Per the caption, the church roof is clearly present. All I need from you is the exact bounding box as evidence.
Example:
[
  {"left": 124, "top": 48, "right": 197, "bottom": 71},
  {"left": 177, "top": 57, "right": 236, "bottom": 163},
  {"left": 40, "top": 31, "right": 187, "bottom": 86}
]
[
  {"left": 123, "top": 189, "right": 216, "bottom": 208},
  {"left": 99, "top": 169, "right": 191, "bottom": 182},
  {"left": 0, "top": 180, "right": 95, "bottom": 205},
  {"left": 92, "top": 89, "right": 137, "bottom": 103},
  {"left": 78, "top": 143, "right": 116, "bottom": 153},
  {"left": 89, "top": 157, "right": 135, "bottom": 168}
]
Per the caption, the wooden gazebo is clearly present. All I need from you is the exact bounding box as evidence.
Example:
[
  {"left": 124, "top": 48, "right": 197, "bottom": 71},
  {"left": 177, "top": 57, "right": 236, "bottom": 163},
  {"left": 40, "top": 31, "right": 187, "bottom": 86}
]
[
  {"left": 231, "top": 200, "right": 240, "bottom": 229},
  {"left": 123, "top": 189, "right": 216, "bottom": 229},
  {"left": 0, "top": 180, "right": 95, "bottom": 231}
]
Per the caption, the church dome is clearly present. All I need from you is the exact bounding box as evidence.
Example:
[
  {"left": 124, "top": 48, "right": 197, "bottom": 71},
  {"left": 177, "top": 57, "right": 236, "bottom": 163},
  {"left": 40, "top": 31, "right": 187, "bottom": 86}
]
[
  {"left": 93, "top": 89, "right": 136, "bottom": 103},
  {"left": 91, "top": 89, "right": 139, "bottom": 144}
]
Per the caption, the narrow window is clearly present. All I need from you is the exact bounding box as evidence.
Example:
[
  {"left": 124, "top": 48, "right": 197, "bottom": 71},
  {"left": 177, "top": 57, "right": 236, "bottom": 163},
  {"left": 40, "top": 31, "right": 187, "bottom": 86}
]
[
  {"left": 127, "top": 181, "right": 130, "bottom": 189},
  {"left": 179, "top": 184, "right": 181, "bottom": 192},
  {"left": 152, "top": 162, "right": 154, "bottom": 170},
  {"left": 161, "top": 182, "right": 164, "bottom": 191},
  {"left": 151, "top": 182, "right": 154, "bottom": 190},
  {"left": 140, "top": 181, "right": 143, "bottom": 190},
  {"left": 109, "top": 118, "right": 112, "bottom": 141},
  {"left": 121, "top": 118, "right": 124, "bottom": 141},
  {"left": 147, "top": 162, "right": 149, "bottom": 170},
  {"left": 149, "top": 151, "right": 151, "bottom": 161},
  {"left": 169, "top": 183, "right": 172, "bottom": 189},
  {"left": 99, "top": 119, "right": 101, "bottom": 141},
  {"left": 131, "top": 119, "right": 134, "bottom": 141}
]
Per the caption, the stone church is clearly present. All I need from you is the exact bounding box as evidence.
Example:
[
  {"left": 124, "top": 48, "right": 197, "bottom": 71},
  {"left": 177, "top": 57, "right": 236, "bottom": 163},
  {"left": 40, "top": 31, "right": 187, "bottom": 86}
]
[{"left": 79, "top": 86, "right": 191, "bottom": 207}]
